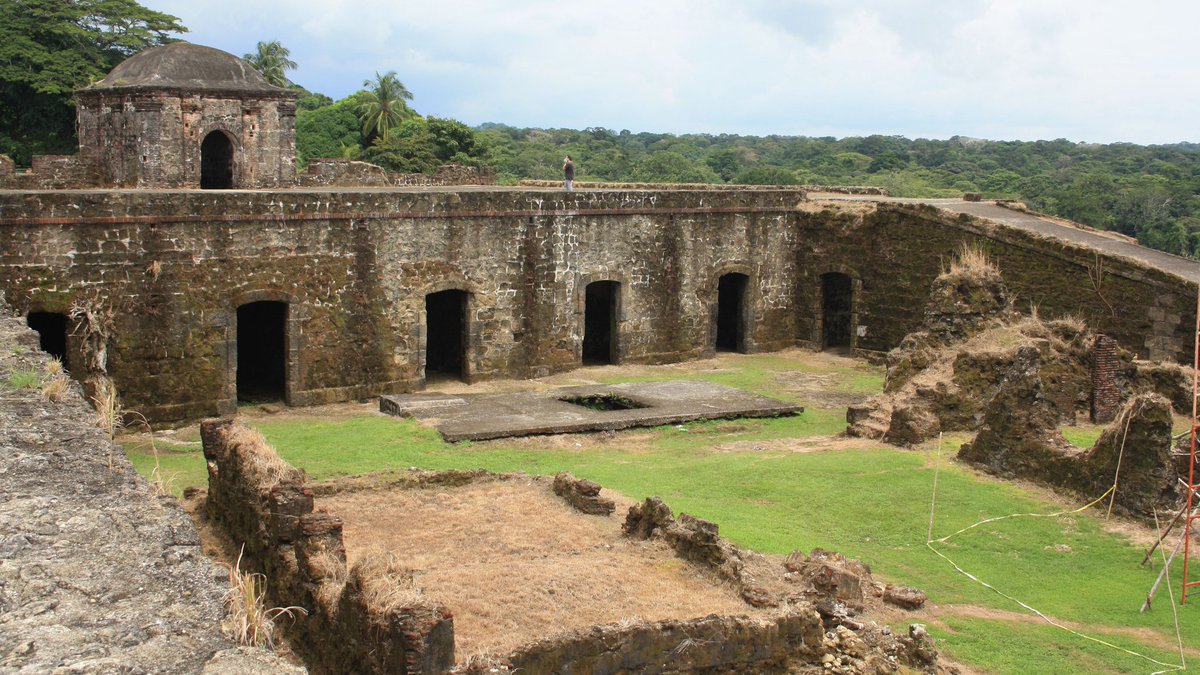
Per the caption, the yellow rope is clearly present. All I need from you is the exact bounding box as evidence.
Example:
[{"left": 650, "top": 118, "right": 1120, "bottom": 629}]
[{"left": 930, "top": 485, "right": 1113, "bottom": 544}]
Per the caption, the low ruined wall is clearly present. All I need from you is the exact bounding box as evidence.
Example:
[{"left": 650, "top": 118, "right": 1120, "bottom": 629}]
[
  {"left": 0, "top": 153, "right": 99, "bottom": 189},
  {"left": 804, "top": 185, "right": 890, "bottom": 195},
  {"left": 493, "top": 612, "right": 821, "bottom": 674},
  {"left": 299, "top": 161, "right": 495, "bottom": 188},
  {"left": 0, "top": 314, "right": 296, "bottom": 673},
  {"left": 201, "top": 418, "right": 455, "bottom": 674},
  {"left": 518, "top": 179, "right": 810, "bottom": 193},
  {"left": 297, "top": 159, "right": 392, "bottom": 187}
]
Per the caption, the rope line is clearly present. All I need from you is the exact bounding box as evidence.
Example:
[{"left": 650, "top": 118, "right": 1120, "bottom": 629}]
[
  {"left": 1153, "top": 509, "right": 1187, "bottom": 671},
  {"left": 926, "top": 446, "right": 1186, "bottom": 672},
  {"left": 930, "top": 486, "right": 1113, "bottom": 544}
]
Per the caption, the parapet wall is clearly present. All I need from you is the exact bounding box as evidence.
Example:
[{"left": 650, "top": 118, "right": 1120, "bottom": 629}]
[
  {"left": 297, "top": 161, "right": 495, "bottom": 188},
  {"left": 0, "top": 188, "right": 1193, "bottom": 424}
]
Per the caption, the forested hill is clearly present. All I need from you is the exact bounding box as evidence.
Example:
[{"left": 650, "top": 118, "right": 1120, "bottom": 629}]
[{"left": 463, "top": 125, "right": 1200, "bottom": 258}]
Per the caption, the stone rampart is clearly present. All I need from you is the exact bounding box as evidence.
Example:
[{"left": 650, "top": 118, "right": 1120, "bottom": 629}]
[
  {"left": 201, "top": 418, "right": 456, "bottom": 674},
  {"left": 0, "top": 188, "right": 1193, "bottom": 424}
]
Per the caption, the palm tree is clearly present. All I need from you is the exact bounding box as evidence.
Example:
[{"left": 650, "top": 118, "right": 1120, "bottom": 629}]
[
  {"left": 243, "top": 40, "right": 297, "bottom": 88},
  {"left": 358, "top": 71, "right": 415, "bottom": 143}
]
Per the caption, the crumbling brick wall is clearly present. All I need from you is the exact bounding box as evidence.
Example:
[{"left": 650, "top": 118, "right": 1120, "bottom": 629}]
[
  {"left": 201, "top": 418, "right": 456, "bottom": 674},
  {"left": 0, "top": 154, "right": 100, "bottom": 189}
]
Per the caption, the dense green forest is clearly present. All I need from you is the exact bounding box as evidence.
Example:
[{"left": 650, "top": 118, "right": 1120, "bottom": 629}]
[{"left": 2, "top": 1, "right": 1197, "bottom": 258}]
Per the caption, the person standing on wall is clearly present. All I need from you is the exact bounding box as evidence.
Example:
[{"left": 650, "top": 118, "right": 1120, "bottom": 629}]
[{"left": 563, "top": 155, "right": 575, "bottom": 192}]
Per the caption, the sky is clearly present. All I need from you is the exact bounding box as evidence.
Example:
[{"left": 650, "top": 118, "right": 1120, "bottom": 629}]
[{"left": 150, "top": 0, "right": 1200, "bottom": 144}]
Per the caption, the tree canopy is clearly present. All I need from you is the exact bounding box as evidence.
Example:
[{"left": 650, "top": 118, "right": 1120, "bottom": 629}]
[
  {"left": 0, "top": 0, "right": 185, "bottom": 162},
  {"left": 358, "top": 71, "right": 414, "bottom": 144},
  {"left": 243, "top": 40, "right": 296, "bottom": 88}
]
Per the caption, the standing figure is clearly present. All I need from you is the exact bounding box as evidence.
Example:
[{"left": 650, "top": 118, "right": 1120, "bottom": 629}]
[{"left": 563, "top": 155, "right": 575, "bottom": 192}]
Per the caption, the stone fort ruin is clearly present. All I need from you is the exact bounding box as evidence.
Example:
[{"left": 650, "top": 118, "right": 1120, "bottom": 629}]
[
  {"left": 4, "top": 40, "right": 1200, "bottom": 675},
  {"left": 1, "top": 43, "right": 1197, "bottom": 426}
]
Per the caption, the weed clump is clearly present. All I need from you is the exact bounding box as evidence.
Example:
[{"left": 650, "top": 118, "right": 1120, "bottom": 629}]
[
  {"left": 222, "top": 546, "right": 307, "bottom": 649},
  {"left": 224, "top": 425, "right": 304, "bottom": 491}
]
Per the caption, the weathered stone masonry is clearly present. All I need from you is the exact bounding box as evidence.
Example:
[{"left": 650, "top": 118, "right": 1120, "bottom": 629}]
[{"left": 0, "top": 189, "right": 1194, "bottom": 425}]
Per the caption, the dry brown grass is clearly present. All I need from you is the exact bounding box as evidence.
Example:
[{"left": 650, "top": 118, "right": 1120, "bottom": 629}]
[
  {"left": 39, "top": 358, "right": 68, "bottom": 402},
  {"left": 222, "top": 546, "right": 307, "bottom": 649},
  {"left": 225, "top": 425, "right": 304, "bottom": 490},
  {"left": 351, "top": 550, "right": 429, "bottom": 615},
  {"left": 320, "top": 478, "right": 759, "bottom": 660},
  {"left": 91, "top": 376, "right": 123, "bottom": 440},
  {"left": 943, "top": 242, "right": 998, "bottom": 277}
]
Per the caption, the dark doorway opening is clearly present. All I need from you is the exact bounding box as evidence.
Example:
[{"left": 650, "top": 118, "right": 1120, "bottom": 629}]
[
  {"left": 237, "top": 301, "right": 286, "bottom": 402},
  {"left": 426, "top": 290, "right": 468, "bottom": 382},
  {"left": 200, "top": 131, "right": 234, "bottom": 189},
  {"left": 583, "top": 281, "right": 619, "bottom": 365},
  {"left": 821, "top": 272, "right": 853, "bottom": 349},
  {"left": 716, "top": 273, "right": 749, "bottom": 352},
  {"left": 560, "top": 394, "right": 647, "bottom": 411},
  {"left": 26, "top": 311, "right": 68, "bottom": 369}
]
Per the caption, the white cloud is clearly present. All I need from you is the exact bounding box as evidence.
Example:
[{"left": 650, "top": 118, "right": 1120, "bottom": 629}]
[{"left": 150, "top": 0, "right": 1200, "bottom": 142}]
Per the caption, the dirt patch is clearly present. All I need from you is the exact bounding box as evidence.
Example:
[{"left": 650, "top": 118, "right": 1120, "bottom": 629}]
[
  {"left": 318, "top": 477, "right": 762, "bottom": 660},
  {"left": 713, "top": 435, "right": 890, "bottom": 454},
  {"left": 773, "top": 370, "right": 874, "bottom": 408}
]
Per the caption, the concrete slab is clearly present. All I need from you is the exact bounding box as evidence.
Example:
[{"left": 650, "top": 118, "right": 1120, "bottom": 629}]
[
  {"left": 380, "top": 380, "right": 801, "bottom": 442},
  {"left": 379, "top": 391, "right": 468, "bottom": 417}
]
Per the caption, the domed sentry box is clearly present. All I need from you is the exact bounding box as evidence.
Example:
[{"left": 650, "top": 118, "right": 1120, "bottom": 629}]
[{"left": 74, "top": 42, "right": 297, "bottom": 189}]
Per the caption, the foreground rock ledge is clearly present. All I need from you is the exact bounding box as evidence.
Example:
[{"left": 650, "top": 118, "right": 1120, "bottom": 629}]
[{"left": 0, "top": 314, "right": 298, "bottom": 673}]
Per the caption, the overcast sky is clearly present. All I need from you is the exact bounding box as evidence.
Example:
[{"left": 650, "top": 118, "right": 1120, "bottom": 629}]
[{"left": 151, "top": 0, "right": 1198, "bottom": 144}]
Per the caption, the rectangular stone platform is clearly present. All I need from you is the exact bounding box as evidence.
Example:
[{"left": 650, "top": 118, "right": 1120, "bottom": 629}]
[{"left": 380, "top": 380, "right": 801, "bottom": 442}]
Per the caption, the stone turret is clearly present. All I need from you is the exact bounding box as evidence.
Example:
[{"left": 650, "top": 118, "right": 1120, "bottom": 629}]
[{"left": 74, "top": 42, "right": 297, "bottom": 189}]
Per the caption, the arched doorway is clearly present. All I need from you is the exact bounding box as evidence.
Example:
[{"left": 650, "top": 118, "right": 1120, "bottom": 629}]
[
  {"left": 26, "top": 311, "right": 69, "bottom": 369},
  {"left": 583, "top": 281, "right": 619, "bottom": 365},
  {"left": 821, "top": 272, "right": 853, "bottom": 350},
  {"left": 715, "top": 273, "right": 749, "bottom": 353},
  {"left": 200, "top": 131, "right": 234, "bottom": 189},
  {"left": 425, "top": 290, "right": 469, "bottom": 382},
  {"left": 236, "top": 301, "right": 287, "bottom": 402}
]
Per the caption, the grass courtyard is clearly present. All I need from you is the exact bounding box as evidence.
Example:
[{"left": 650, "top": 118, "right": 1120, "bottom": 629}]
[{"left": 124, "top": 349, "right": 1198, "bottom": 673}]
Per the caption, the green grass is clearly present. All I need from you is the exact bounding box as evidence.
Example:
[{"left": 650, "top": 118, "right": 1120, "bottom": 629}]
[
  {"left": 5, "top": 369, "right": 41, "bottom": 389},
  {"left": 122, "top": 354, "right": 1198, "bottom": 673},
  {"left": 933, "top": 616, "right": 1186, "bottom": 675},
  {"left": 1061, "top": 424, "right": 1106, "bottom": 449}
]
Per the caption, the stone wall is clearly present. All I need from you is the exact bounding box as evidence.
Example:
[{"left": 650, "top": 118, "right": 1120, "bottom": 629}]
[
  {"left": 0, "top": 314, "right": 296, "bottom": 673},
  {"left": 300, "top": 162, "right": 495, "bottom": 188},
  {"left": 0, "top": 189, "right": 1193, "bottom": 425},
  {"left": 795, "top": 202, "right": 1196, "bottom": 361},
  {"left": 75, "top": 90, "right": 297, "bottom": 188},
  {"left": 297, "top": 159, "right": 392, "bottom": 187},
  {"left": 201, "top": 418, "right": 456, "bottom": 674},
  {"left": 519, "top": 179, "right": 811, "bottom": 192},
  {"left": 478, "top": 612, "right": 822, "bottom": 674},
  {"left": 0, "top": 154, "right": 99, "bottom": 190}
]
